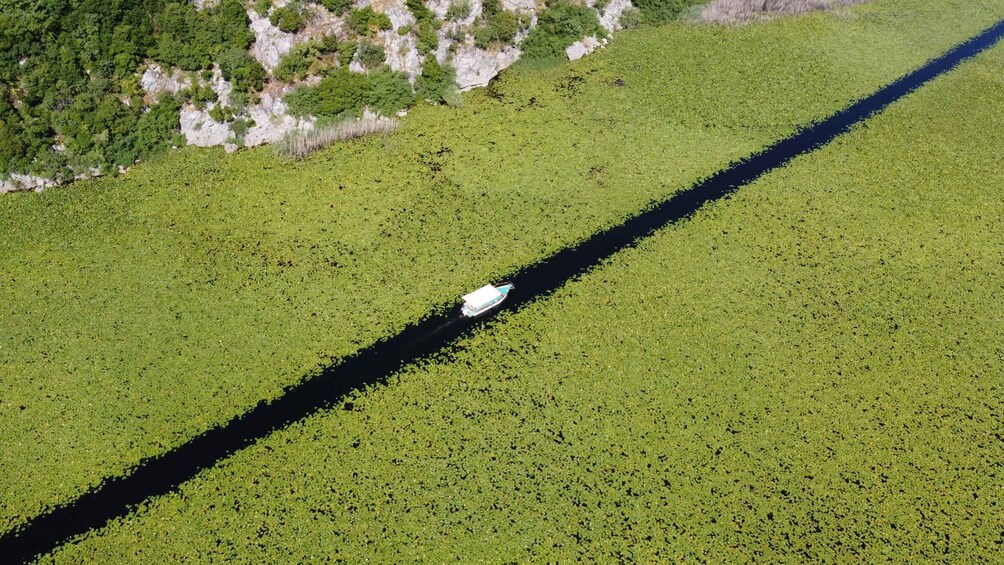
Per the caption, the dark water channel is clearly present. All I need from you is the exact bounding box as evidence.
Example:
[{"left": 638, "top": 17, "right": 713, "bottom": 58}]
[{"left": 4, "top": 18, "right": 1004, "bottom": 563}]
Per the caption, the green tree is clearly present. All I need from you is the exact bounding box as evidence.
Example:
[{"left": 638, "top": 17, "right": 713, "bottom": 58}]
[
  {"left": 474, "top": 9, "right": 519, "bottom": 48},
  {"left": 415, "top": 58, "right": 457, "bottom": 104},
  {"left": 446, "top": 0, "right": 472, "bottom": 21},
  {"left": 135, "top": 96, "right": 182, "bottom": 154},
  {"left": 405, "top": 0, "right": 439, "bottom": 54},
  {"left": 218, "top": 48, "right": 267, "bottom": 93},
  {"left": 320, "top": 0, "right": 352, "bottom": 16},
  {"left": 356, "top": 42, "right": 386, "bottom": 69},
  {"left": 520, "top": 3, "right": 605, "bottom": 61},
  {"left": 271, "top": 4, "right": 307, "bottom": 33},
  {"left": 349, "top": 7, "right": 393, "bottom": 36},
  {"left": 287, "top": 69, "right": 368, "bottom": 118},
  {"left": 220, "top": 0, "right": 255, "bottom": 48},
  {"left": 364, "top": 69, "right": 414, "bottom": 114},
  {"left": 0, "top": 119, "right": 26, "bottom": 172}
]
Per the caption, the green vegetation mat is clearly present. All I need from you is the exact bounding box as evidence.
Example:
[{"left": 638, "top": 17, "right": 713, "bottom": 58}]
[
  {"left": 3, "top": 0, "right": 1004, "bottom": 533},
  {"left": 43, "top": 39, "right": 1004, "bottom": 561}
]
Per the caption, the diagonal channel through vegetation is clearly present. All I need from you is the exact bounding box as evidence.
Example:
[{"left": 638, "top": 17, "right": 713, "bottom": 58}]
[{"left": 3, "top": 18, "right": 1004, "bottom": 564}]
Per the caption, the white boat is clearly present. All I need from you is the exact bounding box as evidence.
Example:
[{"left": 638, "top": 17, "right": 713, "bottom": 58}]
[{"left": 461, "top": 283, "right": 515, "bottom": 318}]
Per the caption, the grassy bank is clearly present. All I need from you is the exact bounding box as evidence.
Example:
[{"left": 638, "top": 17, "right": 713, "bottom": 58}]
[
  {"left": 43, "top": 40, "right": 1004, "bottom": 561},
  {"left": 3, "top": 0, "right": 1004, "bottom": 532}
]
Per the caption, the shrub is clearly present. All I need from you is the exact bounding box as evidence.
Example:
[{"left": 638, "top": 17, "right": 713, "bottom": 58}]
[
  {"left": 415, "top": 58, "right": 458, "bottom": 104},
  {"left": 482, "top": 0, "right": 503, "bottom": 17},
  {"left": 446, "top": 0, "right": 473, "bottom": 21},
  {"left": 349, "top": 7, "right": 393, "bottom": 36},
  {"left": 218, "top": 48, "right": 266, "bottom": 92},
  {"left": 274, "top": 47, "right": 314, "bottom": 82},
  {"left": 219, "top": 0, "right": 255, "bottom": 45},
  {"left": 474, "top": 0, "right": 525, "bottom": 49},
  {"left": 356, "top": 42, "right": 387, "bottom": 69},
  {"left": 185, "top": 83, "right": 218, "bottom": 109},
  {"left": 286, "top": 69, "right": 369, "bottom": 118},
  {"left": 364, "top": 69, "right": 415, "bottom": 114},
  {"left": 416, "top": 25, "right": 440, "bottom": 54},
  {"left": 406, "top": 0, "right": 436, "bottom": 22},
  {"left": 319, "top": 0, "right": 352, "bottom": 15},
  {"left": 336, "top": 40, "right": 358, "bottom": 66},
  {"left": 208, "top": 104, "right": 235, "bottom": 123},
  {"left": 442, "top": 84, "right": 464, "bottom": 107},
  {"left": 230, "top": 90, "right": 256, "bottom": 114},
  {"left": 134, "top": 96, "right": 182, "bottom": 154},
  {"left": 274, "top": 118, "right": 397, "bottom": 158},
  {"left": 230, "top": 116, "right": 254, "bottom": 142},
  {"left": 285, "top": 68, "right": 413, "bottom": 119},
  {"left": 254, "top": 0, "right": 272, "bottom": 16},
  {"left": 271, "top": 4, "right": 307, "bottom": 33},
  {"left": 147, "top": 0, "right": 254, "bottom": 72},
  {"left": 520, "top": 3, "right": 605, "bottom": 60},
  {"left": 274, "top": 38, "right": 341, "bottom": 82},
  {"left": 619, "top": 7, "right": 643, "bottom": 28},
  {"left": 474, "top": 9, "right": 520, "bottom": 48},
  {"left": 406, "top": 0, "right": 440, "bottom": 54},
  {"left": 0, "top": 119, "right": 25, "bottom": 172},
  {"left": 148, "top": 0, "right": 254, "bottom": 70},
  {"left": 448, "top": 24, "right": 468, "bottom": 42}
]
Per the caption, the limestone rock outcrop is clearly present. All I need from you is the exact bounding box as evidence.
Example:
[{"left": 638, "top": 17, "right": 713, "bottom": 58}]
[
  {"left": 452, "top": 44, "right": 523, "bottom": 91},
  {"left": 3, "top": 0, "right": 637, "bottom": 193}
]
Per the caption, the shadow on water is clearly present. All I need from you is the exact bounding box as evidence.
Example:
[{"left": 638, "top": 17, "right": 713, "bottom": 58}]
[{"left": 4, "top": 18, "right": 1004, "bottom": 563}]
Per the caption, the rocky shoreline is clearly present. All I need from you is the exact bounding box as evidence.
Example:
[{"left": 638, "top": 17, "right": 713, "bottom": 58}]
[{"left": 2, "top": 0, "right": 633, "bottom": 194}]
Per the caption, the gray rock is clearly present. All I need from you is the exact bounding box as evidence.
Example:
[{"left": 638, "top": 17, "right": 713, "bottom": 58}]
[
  {"left": 599, "top": 0, "right": 633, "bottom": 32},
  {"left": 383, "top": 30, "right": 423, "bottom": 82},
  {"left": 301, "top": 4, "right": 348, "bottom": 41},
  {"left": 251, "top": 5, "right": 348, "bottom": 71},
  {"left": 502, "top": 0, "right": 535, "bottom": 12},
  {"left": 435, "top": 27, "right": 455, "bottom": 65},
  {"left": 243, "top": 86, "right": 316, "bottom": 147},
  {"left": 191, "top": 0, "right": 219, "bottom": 10},
  {"left": 250, "top": 11, "right": 296, "bottom": 71},
  {"left": 452, "top": 44, "right": 521, "bottom": 90},
  {"left": 140, "top": 64, "right": 192, "bottom": 100},
  {"left": 1, "top": 173, "right": 59, "bottom": 194},
  {"left": 382, "top": 0, "right": 418, "bottom": 28},
  {"left": 209, "top": 65, "right": 233, "bottom": 108},
  {"left": 566, "top": 35, "right": 603, "bottom": 61},
  {"left": 180, "top": 106, "right": 233, "bottom": 147},
  {"left": 428, "top": 0, "right": 482, "bottom": 22}
]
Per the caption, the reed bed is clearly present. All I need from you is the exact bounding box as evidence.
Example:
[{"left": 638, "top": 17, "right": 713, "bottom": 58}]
[
  {"left": 696, "top": 0, "right": 869, "bottom": 23},
  {"left": 275, "top": 118, "right": 398, "bottom": 158}
]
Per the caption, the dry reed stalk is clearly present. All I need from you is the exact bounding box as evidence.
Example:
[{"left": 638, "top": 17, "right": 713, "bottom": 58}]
[
  {"left": 275, "top": 118, "right": 398, "bottom": 158},
  {"left": 696, "top": 0, "right": 869, "bottom": 24}
]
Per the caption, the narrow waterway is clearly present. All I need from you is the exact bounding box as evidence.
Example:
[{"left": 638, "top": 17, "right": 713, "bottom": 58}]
[{"left": 4, "top": 18, "right": 1004, "bottom": 563}]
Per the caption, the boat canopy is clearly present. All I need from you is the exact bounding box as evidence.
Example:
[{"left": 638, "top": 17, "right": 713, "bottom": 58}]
[{"left": 462, "top": 284, "right": 503, "bottom": 309}]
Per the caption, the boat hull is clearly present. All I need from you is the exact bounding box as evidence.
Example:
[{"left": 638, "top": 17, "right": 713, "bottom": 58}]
[{"left": 461, "top": 283, "right": 514, "bottom": 317}]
